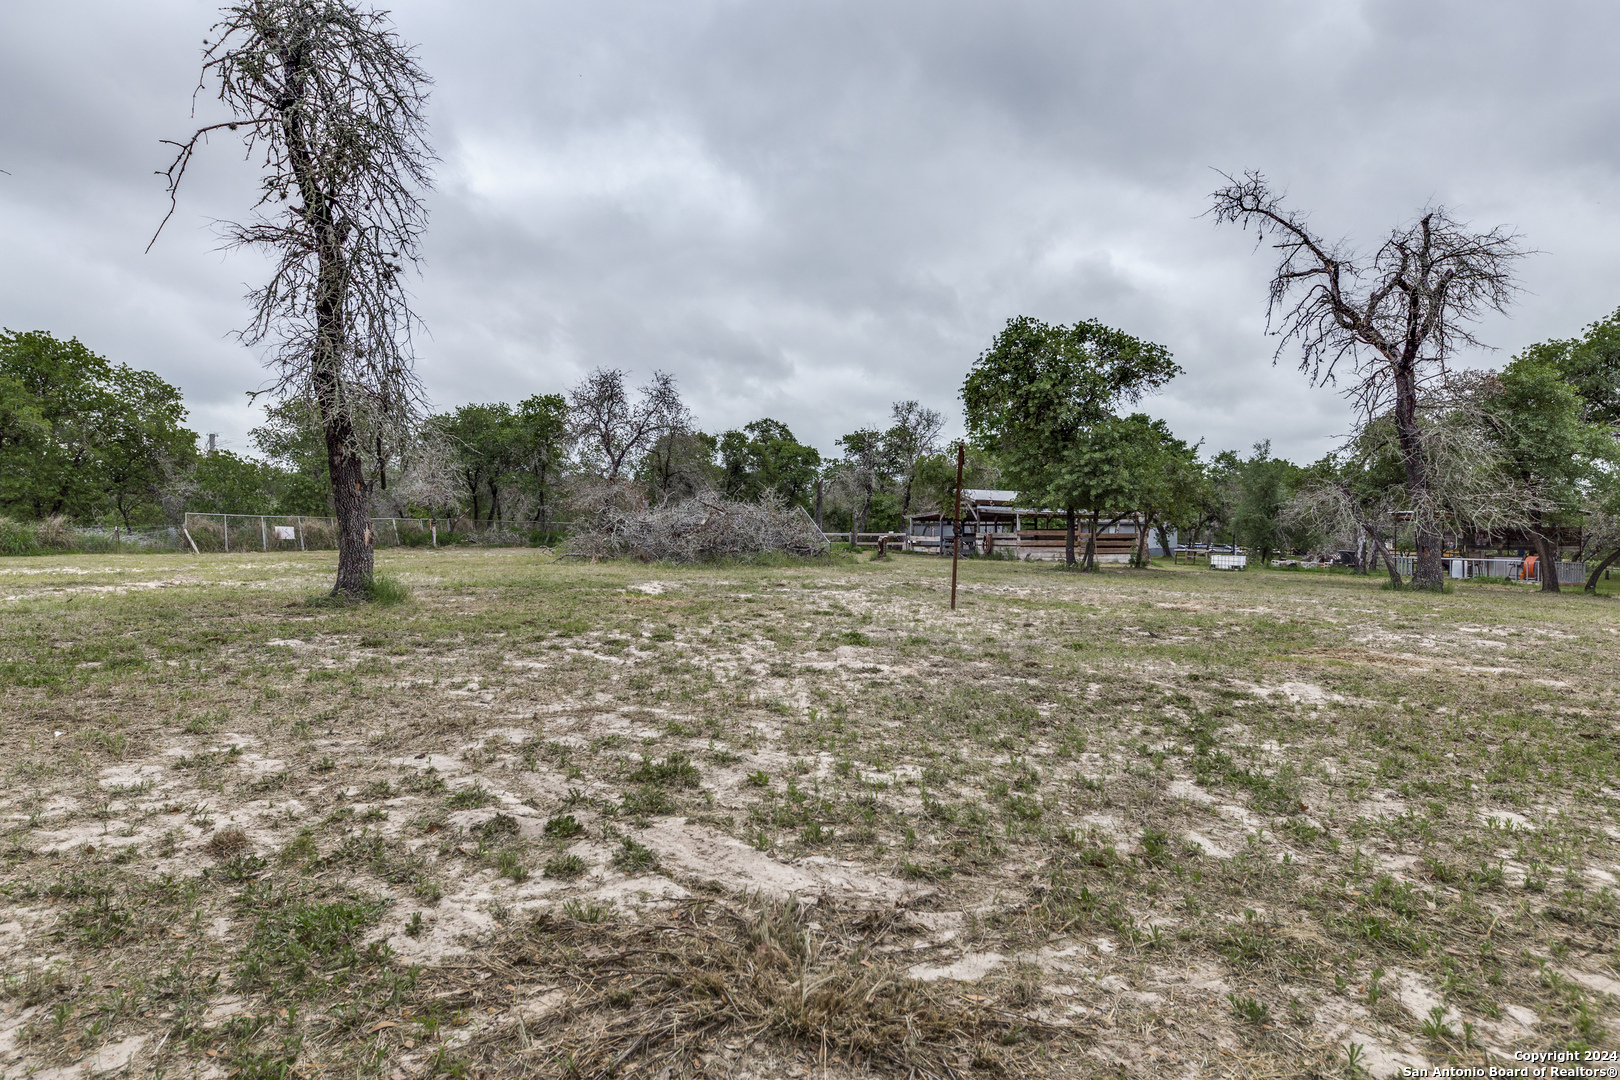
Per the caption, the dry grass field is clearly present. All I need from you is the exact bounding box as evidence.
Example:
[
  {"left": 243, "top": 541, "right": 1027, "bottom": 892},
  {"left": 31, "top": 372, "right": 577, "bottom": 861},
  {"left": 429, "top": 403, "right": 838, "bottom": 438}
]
[{"left": 1, "top": 548, "right": 1618, "bottom": 1079}]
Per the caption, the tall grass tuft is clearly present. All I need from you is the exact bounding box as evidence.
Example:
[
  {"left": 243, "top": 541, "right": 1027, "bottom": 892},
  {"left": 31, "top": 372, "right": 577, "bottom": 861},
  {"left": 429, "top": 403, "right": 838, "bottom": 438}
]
[
  {"left": 363, "top": 573, "right": 412, "bottom": 606},
  {"left": 0, "top": 516, "right": 82, "bottom": 556},
  {"left": 0, "top": 518, "right": 41, "bottom": 556}
]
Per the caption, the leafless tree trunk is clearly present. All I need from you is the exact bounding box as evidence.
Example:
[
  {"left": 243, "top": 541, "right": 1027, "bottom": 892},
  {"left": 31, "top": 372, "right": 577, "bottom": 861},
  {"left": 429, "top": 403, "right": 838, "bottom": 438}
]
[
  {"left": 1286, "top": 482, "right": 1412, "bottom": 587},
  {"left": 154, "top": 0, "right": 435, "bottom": 597},
  {"left": 1360, "top": 516, "right": 1404, "bottom": 587},
  {"left": 1211, "top": 172, "right": 1525, "bottom": 591},
  {"left": 1579, "top": 511, "right": 1620, "bottom": 592}
]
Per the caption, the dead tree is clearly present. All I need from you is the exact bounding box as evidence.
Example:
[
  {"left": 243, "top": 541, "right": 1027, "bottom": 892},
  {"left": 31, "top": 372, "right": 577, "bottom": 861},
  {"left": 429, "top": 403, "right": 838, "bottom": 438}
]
[
  {"left": 1210, "top": 172, "right": 1526, "bottom": 590},
  {"left": 568, "top": 369, "right": 690, "bottom": 483},
  {"left": 153, "top": 0, "right": 435, "bottom": 597},
  {"left": 1284, "top": 482, "right": 1405, "bottom": 586}
]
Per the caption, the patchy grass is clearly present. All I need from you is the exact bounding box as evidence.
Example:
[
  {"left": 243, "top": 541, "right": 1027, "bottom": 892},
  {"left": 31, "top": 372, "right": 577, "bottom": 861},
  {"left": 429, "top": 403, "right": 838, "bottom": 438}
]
[{"left": 1, "top": 548, "right": 1618, "bottom": 1077}]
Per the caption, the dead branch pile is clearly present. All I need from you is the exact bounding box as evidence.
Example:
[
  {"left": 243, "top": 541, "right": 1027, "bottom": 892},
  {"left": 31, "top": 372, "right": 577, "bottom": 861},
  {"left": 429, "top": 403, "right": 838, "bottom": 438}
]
[
  {"left": 421, "top": 897, "right": 1060, "bottom": 1079},
  {"left": 569, "top": 491, "right": 828, "bottom": 562}
]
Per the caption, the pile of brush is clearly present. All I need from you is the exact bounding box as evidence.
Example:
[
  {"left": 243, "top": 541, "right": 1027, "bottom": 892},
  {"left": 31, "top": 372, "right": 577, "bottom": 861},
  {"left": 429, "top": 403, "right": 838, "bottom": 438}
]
[{"left": 569, "top": 491, "right": 829, "bottom": 562}]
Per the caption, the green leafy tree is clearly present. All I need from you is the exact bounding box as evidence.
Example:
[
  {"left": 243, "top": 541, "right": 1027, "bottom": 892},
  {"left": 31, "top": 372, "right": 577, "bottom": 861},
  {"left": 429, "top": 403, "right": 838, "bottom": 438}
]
[
  {"left": 1129, "top": 423, "right": 1202, "bottom": 565},
  {"left": 439, "top": 403, "right": 519, "bottom": 523},
  {"left": 1481, "top": 358, "right": 1618, "bottom": 592},
  {"left": 717, "top": 419, "right": 821, "bottom": 510},
  {"left": 962, "top": 316, "right": 1179, "bottom": 565},
  {"left": 512, "top": 394, "right": 572, "bottom": 527},
  {"left": 427, "top": 396, "right": 574, "bottom": 526},
  {"left": 1158, "top": 455, "right": 1221, "bottom": 556},
  {"left": 833, "top": 426, "right": 894, "bottom": 536},
  {"left": 250, "top": 399, "right": 333, "bottom": 515},
  {"left": 1227, "top": 441, "right": 1309, "bottom": 565},
  {"left": 882, "top": 401, "right": 945, "bottom": 516},
  {"left": 1043, "top": 414, "right": 1165, "bottom": 570},
  {"left": 0, "top": 372, "right": 48, "bottom": 472},
  {"left": 189, "top": 450, "right": 285, "bottom": 515},
  {"left": 910, "top": 447, "right": 1000, "bottom": 518},
  {"left": 1517, "top": 307, "right": 1620, "bottom": 428},
  {"left": 99, "top": 367, "right": 194, "bottom": 528},
  {"left": 1510, "top": 316, "right": 1620, "bottom": 591},
  {"left": 0, "top": 330, "right": 195, "bottom": 525},
  {"left": 640, "top": 430, "right": 718, "bottom": 504}
]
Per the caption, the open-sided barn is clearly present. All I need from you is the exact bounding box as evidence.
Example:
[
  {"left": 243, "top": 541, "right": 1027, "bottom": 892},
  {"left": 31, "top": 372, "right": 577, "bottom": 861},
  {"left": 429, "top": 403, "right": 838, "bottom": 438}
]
[{"left": 904, "top": 489, "right": 1169, "bottom": 561}]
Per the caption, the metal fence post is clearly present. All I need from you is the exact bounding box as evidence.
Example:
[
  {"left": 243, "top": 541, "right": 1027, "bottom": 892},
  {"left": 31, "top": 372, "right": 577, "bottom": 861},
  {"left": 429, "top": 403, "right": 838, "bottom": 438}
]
[
  {"left": 261, "top": 516, "right": 268, "bottom": 551},
  {"left": 222, "top": 514, "right": 229, "bottom": 553},
  {"left": 297, "top": 516, "right": 305, "bottom": 551}
]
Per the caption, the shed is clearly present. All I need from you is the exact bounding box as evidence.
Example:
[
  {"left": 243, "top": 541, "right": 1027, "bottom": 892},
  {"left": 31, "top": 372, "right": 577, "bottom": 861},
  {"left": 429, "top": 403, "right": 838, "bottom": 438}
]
[{"left": 905, "top": 491, "right": 1157, "bottom": 561}]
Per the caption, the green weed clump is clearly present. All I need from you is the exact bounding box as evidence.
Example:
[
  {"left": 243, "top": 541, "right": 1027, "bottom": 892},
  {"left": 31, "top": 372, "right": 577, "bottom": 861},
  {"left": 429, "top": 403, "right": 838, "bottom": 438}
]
[
  {"left": 544, "top": 853, "right": 587, "bottom": 880},
  {"left": 495, "top": 849, "right": 529, "bottom": 882},
  {"left": 611, "top": 837, "right": 659, "bottom": 874},
  {"left": 543, "top": 815, "right": 584, "bottom": 839},
  {"left": 444, "top": 784, "right": 495, "bottom": 810},
  {"left": 626, "top": 751, "right": 702, "bottom": 788},
  {"left": 235, "top": 894, "right": 390, "bottom": 990},
  {"left": 0, "top": 516, "right": 80, "bottom": 555},
  {"left": 0, "top": 517, "right": 42, "bottom": 556},
  {"left": 363, "top": 573, "right": 412, "bottom": 606}
]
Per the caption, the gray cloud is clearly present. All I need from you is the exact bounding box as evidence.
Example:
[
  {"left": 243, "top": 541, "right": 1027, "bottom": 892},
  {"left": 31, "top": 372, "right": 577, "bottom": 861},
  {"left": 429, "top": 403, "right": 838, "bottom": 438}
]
[{"left": 3, "top": 0, "right": 1618, "bottom": 463}]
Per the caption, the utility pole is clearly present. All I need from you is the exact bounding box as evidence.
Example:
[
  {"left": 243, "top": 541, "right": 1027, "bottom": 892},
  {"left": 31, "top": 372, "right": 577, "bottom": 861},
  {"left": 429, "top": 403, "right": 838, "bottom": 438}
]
[
  {"left": 950, "top": 442, "right": 965, "bottom": 611},
  {"left": 814, "top": 478, "right": 824, "bottom": 531},
  {"left": 206, "top": 433, "right": 217, "bottom": 454}
]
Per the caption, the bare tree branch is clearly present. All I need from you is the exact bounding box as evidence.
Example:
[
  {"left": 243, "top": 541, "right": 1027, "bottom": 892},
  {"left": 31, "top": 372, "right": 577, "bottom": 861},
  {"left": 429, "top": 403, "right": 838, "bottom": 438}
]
[
  {"left": 568, "top": 369, "right": 692, "bottom": 483},
  {"left": 153, "top": 1, "right": 436, "bottom": 595},
  {"left": 1211, "top": 170, "right": 1528, "bottom": 588}
]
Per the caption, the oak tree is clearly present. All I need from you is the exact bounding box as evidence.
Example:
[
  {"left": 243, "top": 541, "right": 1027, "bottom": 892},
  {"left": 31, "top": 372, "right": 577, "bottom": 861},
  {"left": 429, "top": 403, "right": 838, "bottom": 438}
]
[{"left": 962, "top": 316, "right": 1179, "bottom": 566}]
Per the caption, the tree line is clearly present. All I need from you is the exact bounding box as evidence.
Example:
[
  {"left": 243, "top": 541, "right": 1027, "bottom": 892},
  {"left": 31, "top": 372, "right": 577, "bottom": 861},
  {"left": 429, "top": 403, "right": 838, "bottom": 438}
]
[
  {"left": 0, "top": 333, "right": 956, "bottom": 538},
  {"left": 7, "top": 297, "right": 1618, "bottom": 592}
]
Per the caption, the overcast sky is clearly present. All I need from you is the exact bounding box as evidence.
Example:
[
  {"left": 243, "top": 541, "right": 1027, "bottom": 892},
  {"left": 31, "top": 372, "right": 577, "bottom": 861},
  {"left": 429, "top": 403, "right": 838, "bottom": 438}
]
[{"left": 3, "top": 1, "right": 1619, "bottom": 464}]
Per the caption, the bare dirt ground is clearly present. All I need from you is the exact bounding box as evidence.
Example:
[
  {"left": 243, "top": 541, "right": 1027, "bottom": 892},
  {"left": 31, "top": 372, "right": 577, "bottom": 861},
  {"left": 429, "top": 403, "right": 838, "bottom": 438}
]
[{"left": 1, "top": 548, "right": 1618, "bottom": 1079}]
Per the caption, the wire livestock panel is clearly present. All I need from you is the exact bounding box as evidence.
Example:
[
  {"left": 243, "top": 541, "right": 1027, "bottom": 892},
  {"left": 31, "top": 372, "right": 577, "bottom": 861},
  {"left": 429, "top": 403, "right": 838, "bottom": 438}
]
[
  {"left": 1384, "top": 554, "right": 1589, "bottom": 583},
  {"left": 178, "top": 514, "right": 550, "bottom": 553}
]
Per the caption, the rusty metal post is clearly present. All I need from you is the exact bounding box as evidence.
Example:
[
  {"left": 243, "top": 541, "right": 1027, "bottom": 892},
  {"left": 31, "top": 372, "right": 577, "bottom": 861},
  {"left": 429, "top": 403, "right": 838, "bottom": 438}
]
[{"left": 950, "top": 442, "right": 965, "bottom": 610}]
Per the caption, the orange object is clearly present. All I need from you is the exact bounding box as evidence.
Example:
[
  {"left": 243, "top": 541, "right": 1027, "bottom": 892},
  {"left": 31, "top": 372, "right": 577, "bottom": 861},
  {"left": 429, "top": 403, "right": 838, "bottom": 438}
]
[{"left": 1522, "top": 554, "right": 1538, "bottom": 581}]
